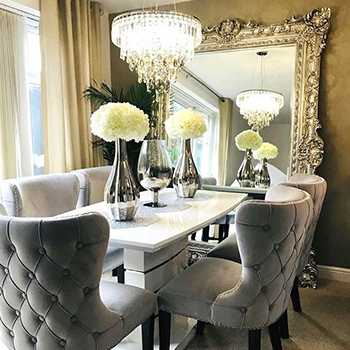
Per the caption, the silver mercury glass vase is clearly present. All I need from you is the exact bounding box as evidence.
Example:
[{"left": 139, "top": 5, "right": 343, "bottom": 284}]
[
  {"left": 255, "top": 157, "right": 271, "bottom": 188},
  {"left": 237, "top": 148, "right": 255, "bottom": 187},
  {"left": 104, "top": 138, "right": 139, "bottom": 221},
  {"left": 173, "top": 138, "right": 200, "bottom": 198}
]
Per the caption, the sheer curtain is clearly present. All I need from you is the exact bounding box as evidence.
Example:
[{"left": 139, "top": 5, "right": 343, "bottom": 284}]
[
  {"left": 0, "top": 9, "right": 33, "bottom": 180},
  {"left": 40, "top": 0, "right": 103, "bottom": 173},
  {"left": 217, "top": 98, "right": 233, "bottom": 185}
]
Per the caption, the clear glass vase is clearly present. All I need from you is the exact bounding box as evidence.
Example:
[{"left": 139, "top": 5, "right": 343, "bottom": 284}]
[
  {"left": 237, "top": 148, "right": 255, "bottom": 187},
  {"left": 137, "top": 140, "right": 173, "bottom": 207},
  {"left": 104, "top": 139, "right": 139, "bottom": 221},
  {"left": 173, "top": 139, "right": 200, "bottom": 198},
  {"left": 255, "top": 157, "right": 271, "bottom": 188}
]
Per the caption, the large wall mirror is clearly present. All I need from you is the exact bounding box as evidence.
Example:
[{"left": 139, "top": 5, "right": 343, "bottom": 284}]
[{"left": 172, "top": 7, "right": 331, "bottom": 189}]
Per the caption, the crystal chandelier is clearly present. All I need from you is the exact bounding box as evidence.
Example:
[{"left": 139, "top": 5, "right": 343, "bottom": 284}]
[
  {"left": 111, "top": 10, "right": 202, "bottom": 92},
  {"left": 236, "top": 51, "right": 284, "bottom": 131},
  {"left": 236, "top": 89, "right": 284, "bottom": 131}
]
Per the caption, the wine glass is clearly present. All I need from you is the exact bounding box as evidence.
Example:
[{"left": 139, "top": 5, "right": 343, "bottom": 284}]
[{"left": 137, "top": 140, "right": 173, "bottom": 207}]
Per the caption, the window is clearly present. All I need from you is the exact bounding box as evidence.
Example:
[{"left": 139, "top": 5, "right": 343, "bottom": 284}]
[
  {"left": 169, "top": 86, "right": 219, "bottom": 178},
  {"left": 26, "top": 21, "right": 44, "bottom": 175}
]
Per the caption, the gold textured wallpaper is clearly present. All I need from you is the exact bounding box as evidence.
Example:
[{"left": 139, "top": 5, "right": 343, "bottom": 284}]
[{"left": 110, "top": 0, "right": 350, "bottom": 269}]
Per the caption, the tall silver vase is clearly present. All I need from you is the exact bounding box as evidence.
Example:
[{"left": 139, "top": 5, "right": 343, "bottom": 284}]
[
  {"left": 237, "top": 149, "right": 255, "bottom": 187},
  {"left": 255, "top": 158, "right": 271, "bottom": 188},
  {"left": 173, "top": 139, "right": 200, "bottom": 198},
  {"left": 104, "top": 139, "right": 139, "bottom": 221}
]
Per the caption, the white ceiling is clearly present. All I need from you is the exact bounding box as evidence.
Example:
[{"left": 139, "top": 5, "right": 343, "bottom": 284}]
[
  {"left": 185, "top": 46, "right": 296, "bottom": 124},
  {"left": 98, "top": 0, "right": 192, "bottom": 14}
]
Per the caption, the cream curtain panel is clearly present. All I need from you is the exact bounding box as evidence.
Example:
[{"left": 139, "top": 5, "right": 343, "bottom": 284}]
[
  {"left": 0, "top": 10, "right": 33, "bottom": 180},
  {"left": 40, "top": 0, "right": 103, "bottom": 173},
  {"left": 217, "top": 98, "right": 233, "bottom": 186}
]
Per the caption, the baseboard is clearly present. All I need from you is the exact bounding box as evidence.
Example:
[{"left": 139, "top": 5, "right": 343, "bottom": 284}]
[{"left": 318, "top": 265, "right": 350, "bottom": 283}]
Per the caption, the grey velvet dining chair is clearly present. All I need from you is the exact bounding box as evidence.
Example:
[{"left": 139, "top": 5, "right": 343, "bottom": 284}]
[
  {"left": 0, "top": 203, "right": 6, "bottom": 216},
  {"left": 0, "top": 173, "right": 122, "bottom": 282},
  {"left": 72, "top": 167, "right": 124, "bottom": 283},
  {"left": 206, "top": 174, "right": 327, "bottom": 339},
  {"left": 157, "top": 185, "right": 313, "bottom": 350},
  {"left": 0, "top": 213, "right": 156, "bottom": 350}
]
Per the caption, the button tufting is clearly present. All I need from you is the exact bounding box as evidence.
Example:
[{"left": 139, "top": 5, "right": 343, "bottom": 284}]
[
  {"left": 22, "top": 292, "right": 26, "bottom": 299},
  {"left": 62, "top": 269, "right": 70, "bottom": 276},
  {"left": 31, "top": 337, "right": 37, "bottom": 344},
  {"left": 10, "top": 245, "right": 16, "bottom": 251},
  {"left": 39, "top": 316, "right": 45, "bottom": 322},
  {"left": 70, "top": 316, "right": 77, "bottom": 323},
  {"left": 274, "top": 244, "right": 280, "bottom": 250},
  {"left": 92, "top": 332, "right": 99, "bottom": 339},
  {"left": 291, "top": 225, "right": 296, "bottom": 230},
  {"left": 4, "top": 268, "right": 9, "bottom": 274},
  {"left": 269, "top": 304, "right": 274, "bottom": 311},
  {"left": 240, "top": 307, "right": 247, "bottom": 313},
  {"left": 60, "top": 340, "right": 66, "bottom": 346},
  {"left": 28, "top": 272, "right": 35, "bottom": 279},
  {"left": 83, "top": 287, "right": 90, "bottom": 294},
  {"left": 261, "top": 286, "right": 267, "bottom": 293},
  {"left": 263, "top": 224, "right": 270, "bottom": 231},
  {"left": 253, "top": 264, "right": 261, "bottom": 270},
  {"left": 51, "top": 295, "right": 58, "bottom": 302},
  {"left": 76, "top": 242, "right": 84, "bottom": 249},
  {"left": 38, "top": 247, "right": 46, "bottom": 255},
  {"left": 15, "top": 310, "right": 20, "bottom": 317},
  {"left": 9, "top": 331, "right": 14, "bottom": 337}
]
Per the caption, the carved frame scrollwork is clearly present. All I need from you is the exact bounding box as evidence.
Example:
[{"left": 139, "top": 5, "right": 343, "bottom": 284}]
[{"left": 197, "top": 7, "right": 331, "bottom": 175}]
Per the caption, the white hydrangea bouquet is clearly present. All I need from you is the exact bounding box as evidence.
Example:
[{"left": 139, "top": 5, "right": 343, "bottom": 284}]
[
  {"left": 90, "top": 102, "right": 149, "bottom": 222},
  {"left": 165, "top": 108, "right": 207, "bottom": 139},
  {"left": 165, "top": 109, "right": 207, "bottom": 198},
  {"left": 253, "top": 142, "right": 279, "bottom": 160},
  {"left": 235, "top": 129, "right": 263, "bottom": 151},
  {"left": 90, "top": 102, "right": 149, "bottom": 142}
]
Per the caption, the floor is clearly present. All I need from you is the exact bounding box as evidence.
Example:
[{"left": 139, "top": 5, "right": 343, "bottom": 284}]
[{"left": 185, "top": 279, "right": 350, "bottom": 350}]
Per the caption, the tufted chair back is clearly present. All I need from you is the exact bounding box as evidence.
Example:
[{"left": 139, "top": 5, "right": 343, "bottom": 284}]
[
  {"left": 0, "top": 174, "right": 79, "bottom": 217},
  {"left": 0, "top": 204, "right": 6, "bottom": 216},
  {"left": 0, "top": 213, "right": 126, "bottom": 350},
  {"left": 280, "top": 174, "right": 327, "bottom": 274},
  {"left": 72, "top": 167, "right": 112, "bottom": 208},
  {"left": 212, "top": 185, "right": 313, "bottom": 328}
]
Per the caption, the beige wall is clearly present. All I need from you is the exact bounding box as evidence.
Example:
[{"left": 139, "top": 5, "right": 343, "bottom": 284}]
[{"left": 109, "top": 0, "right": 350, "bottom": 269}]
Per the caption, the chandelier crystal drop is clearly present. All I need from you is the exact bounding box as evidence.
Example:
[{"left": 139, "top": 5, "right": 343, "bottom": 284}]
[
  {"left": 236, "top": 89, "right": 284, "bottom": 131},
  {"left": 111, "top": 11, "right": 202, "bottom": 92}
]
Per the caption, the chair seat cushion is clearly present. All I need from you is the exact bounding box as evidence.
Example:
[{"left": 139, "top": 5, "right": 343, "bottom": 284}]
[
  {"left": 100, "top": 281, "right": 156, "bottom": 337},
  {"left": 158, "top": 257, "right": 242, "bottom": 322},
  {"left": 207, "top": 233, "right": 241, "bottom": 263},
  {"left": 103, "top": 246, "right": 124, "bottom": 273}
]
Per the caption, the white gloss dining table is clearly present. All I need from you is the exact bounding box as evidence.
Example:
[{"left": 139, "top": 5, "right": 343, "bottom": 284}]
[{"left": 60, "top": 188, "right": 248, "bottom": 350}]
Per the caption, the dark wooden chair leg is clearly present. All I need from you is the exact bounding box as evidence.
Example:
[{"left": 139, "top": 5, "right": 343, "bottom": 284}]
[
  {"left": 159, "top": 310, "right": 171, "bottom": 350},
  {"left": 268, "top": 320, "right": 283, "bottom": 350},
  {"left": 248, "top": 329, "right": 261, "bottom": 350},
  {"left": 223, "top": 224, "right": 230, "bottom": 239},
  {"left": 190, "top": 233, "right": 197, "bottom": 241},
  {"left": 279, "top": 309, "right": 289, "bottom": 339},
  {"left": 201, "top": 226, "right": 210, "bottom": 242},
  {"left": 112, "top": 264, "right": 125, "bottom": 284},
  {"left": 291, "top": 277, "right": 302, "bottom": 312},
  {"left": 196, "top": 320, "right": 205, "bottom": 335},
  {"left": 141, "top": 314, "right": 155, "bottom": 350},
  {"left": 218, "top": 225, "right": 225, "bottom": 242}
]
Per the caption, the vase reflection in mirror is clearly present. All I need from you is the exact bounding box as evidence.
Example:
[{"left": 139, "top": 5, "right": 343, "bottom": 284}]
[
  {"left": 104, "top": 139, "right": 140, "bottom": 221},
  {"left": 173, "top": 139, "right": 200, "bottom": 198},
  {"left": 255, "top": 157, "right": 271, "bottom": 188},
  {"left": 237, "top": 149, "right": 255, "bottom": 187},
  {"left": 138, "top": 140, "right": 173, "bottom": 207}
]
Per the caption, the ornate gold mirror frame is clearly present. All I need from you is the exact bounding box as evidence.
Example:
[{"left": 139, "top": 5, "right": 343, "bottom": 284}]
[{"left": 196, "top": 7, "right": 331, "bottom": 176}]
